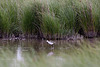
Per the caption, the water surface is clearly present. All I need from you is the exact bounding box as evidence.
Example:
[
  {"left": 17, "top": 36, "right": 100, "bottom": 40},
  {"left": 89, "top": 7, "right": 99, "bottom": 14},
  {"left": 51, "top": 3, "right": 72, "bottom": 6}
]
[{"left": 0, "top": 39, "right": 97, "bottom": 67}]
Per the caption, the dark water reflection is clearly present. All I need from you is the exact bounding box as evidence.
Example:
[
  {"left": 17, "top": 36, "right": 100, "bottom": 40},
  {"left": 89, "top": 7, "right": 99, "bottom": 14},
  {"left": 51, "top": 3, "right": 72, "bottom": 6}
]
[
  {"left": 0, "top": 39, "right": 97, "bottom": 57},
  {"left": 0, "top": 39, "right": 82, "bottom": 52}
]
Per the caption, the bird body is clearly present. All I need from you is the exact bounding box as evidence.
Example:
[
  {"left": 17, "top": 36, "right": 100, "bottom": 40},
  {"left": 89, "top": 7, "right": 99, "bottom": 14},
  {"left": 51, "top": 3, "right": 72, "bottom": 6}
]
[{"left": 46, "top": 40, "right": 54, "bottom": 45}]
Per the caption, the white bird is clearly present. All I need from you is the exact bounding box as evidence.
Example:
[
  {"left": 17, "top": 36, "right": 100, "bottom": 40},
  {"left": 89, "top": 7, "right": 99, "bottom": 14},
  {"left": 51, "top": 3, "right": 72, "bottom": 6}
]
[{"left": 46, "top": 40, "right": 55, "bottom": 45}]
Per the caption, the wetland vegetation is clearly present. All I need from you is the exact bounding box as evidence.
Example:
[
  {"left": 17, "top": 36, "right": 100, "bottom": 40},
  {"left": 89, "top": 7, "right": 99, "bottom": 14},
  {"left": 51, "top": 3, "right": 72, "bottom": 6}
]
[
  {"left": 0, "top": 0, "right": 100, "bottom": 67},
  {"left": 0, "top": 0, "right": 100, "bottom": 39}
]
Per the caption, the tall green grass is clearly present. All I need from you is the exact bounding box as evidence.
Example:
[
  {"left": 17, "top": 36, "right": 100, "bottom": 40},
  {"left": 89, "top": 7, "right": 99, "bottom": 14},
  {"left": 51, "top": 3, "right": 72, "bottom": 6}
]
[
  {"left": 74, "top": 0, "right": 100, "bottom": 37},
  {"left": 21, "top": 0, "right": 45, "bottom": 38},
  {"left": 0, "top": 0, "right": 18, "bottom": 37},
  {"left": 48, "top": 0, "right": 76, "bottom": 35},
  {"left": 91, "top": 0, "right": 100, "bottom": 33},
  {"left": 42, "top": 13, "right": 60, "bottom": 36},
  {"left": 0, "top": 0, "right": 100, "bottom": 38}
]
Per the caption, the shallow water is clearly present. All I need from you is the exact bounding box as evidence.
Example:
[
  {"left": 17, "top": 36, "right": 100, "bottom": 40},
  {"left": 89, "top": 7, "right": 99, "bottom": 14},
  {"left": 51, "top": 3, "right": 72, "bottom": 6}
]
[
  {"left": 0, "top": 39, "right": 97, "bottom": 67},
  {"left": 0, "top": 39, "right": 82, "bottom": 56},
  {"left": 0, "top": 39, "right": 82, "bottom": 52},
  {"left": 0, "top": 38, "right": 97, "bottom": 53}
]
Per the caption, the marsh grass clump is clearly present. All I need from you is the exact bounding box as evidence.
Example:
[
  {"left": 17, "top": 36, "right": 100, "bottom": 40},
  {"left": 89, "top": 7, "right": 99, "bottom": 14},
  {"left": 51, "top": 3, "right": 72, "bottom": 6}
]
[
  {"left": 0, "top": 12, "right": 3, "bottom": 36},
  {"left": 22, "top": 1, "right": 44, "bottom": 38},
  {"left": 0, "top": 0, "right": 100, "bottom": 39},
  {"left": 91, "top": 0, "right": 100, "bottom": 36},
  {"left": 42, "top": 13, "right": 60, "bottom": 38},
  {"left": 49, "top": 0, "right": 76, "bottom": 35},
  {"left": 59, "top": 0, "right": 76, "bottom": 35},
  {"left": 0, "top": 0, "right": 18, "bottom": 38},
  {"left": 21, "top": 0, "right": 100, "bottom": 38},
  {"left": 74, "top": 0, "right": 100, "bottom": 37}
]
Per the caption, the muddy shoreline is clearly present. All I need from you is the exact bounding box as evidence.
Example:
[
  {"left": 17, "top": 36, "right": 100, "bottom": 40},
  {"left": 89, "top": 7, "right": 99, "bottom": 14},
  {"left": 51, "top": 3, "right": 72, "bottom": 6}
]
[{"left": 0, "top": 34, "right": 84, "bottom": 41}]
